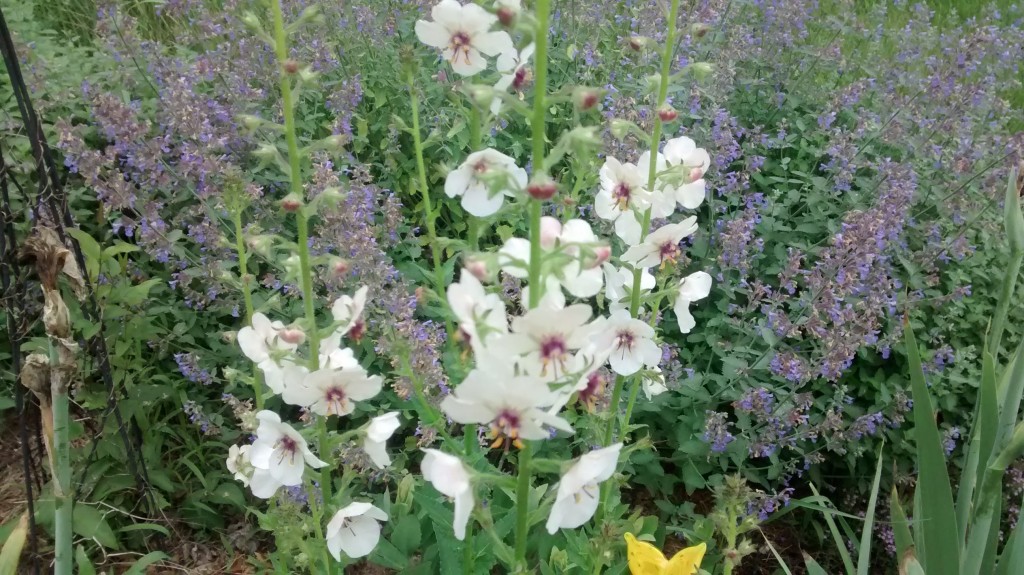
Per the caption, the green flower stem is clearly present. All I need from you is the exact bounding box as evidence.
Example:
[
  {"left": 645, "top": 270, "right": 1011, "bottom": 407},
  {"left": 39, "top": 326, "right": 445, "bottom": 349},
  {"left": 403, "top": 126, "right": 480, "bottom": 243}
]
[
  {"left": 515, "top": 0, "right": 552, "bottom": 568},
  {"left": 407, "top": 67, "right": 448, "bottom": 304},
  {"left": 269, "top": 1, "right": 333, "bottom": 566},
  {"left": 467, "top": 104, "right": 482, "bottom": 250},
  {"left": 49, "top": 341, "right": 72, "bottom": 575},
  {"left": 305, "top": 476, "right": 334, "bottom": 573},
  {"left": 231, "top": 207, "right": 264, "bottom": 410},
  {"left": 596, "top": 0, "right": 680, "bottom": 531}
]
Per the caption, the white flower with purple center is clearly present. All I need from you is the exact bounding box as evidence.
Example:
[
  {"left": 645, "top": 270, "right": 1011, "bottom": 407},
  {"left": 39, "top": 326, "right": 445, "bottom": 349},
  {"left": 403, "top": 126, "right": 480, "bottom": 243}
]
[
  {"left": 328, "top": 285, "right": 368, "bottom": 344},
  {"left": 363, "top": 412, "right": 401, "bottom": 469},
  {"left": 591, "top": 309, "right": 661, "bottom": 376},
  {"left": 440, "top": 354, "right": 572, "bottom": 448},
  {"left": 444, "top": 148, "right": 527, "bottom": 217},
  {"left": 248, "top": 410, "right": 327, "bottom": 499},
  {"left": 663, "top": 136, "right": 711, "bottom": 209},
  {"left": 281, "top": 366, "right": 383, "bottom": 417},
  {"left": 237, "top": 312, "right": 299, "bottom": 393},
  {"left": 620, "top": 217, "right": 698, "bottom": 270},
  {"left": 492, "top": 43, "right": 535, "bottom": 115},
  {"left": 447, "top": 268, "right": 508, "bottom": 354},
  {"left": 595, "top": 157, "right": 651, "bottom": 245},
  {"left": 415, "top": 0, "right": 515, "bottom": 77},
  {"left": 497, "top": 296, "right": 594, "bottom": 380}
]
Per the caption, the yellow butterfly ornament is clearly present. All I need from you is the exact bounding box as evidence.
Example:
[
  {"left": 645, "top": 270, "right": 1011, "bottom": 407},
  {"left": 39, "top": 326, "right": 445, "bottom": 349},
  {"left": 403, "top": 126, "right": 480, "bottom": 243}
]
[{"left": 624, "top": 533, "right": 707, "bottom": 575}]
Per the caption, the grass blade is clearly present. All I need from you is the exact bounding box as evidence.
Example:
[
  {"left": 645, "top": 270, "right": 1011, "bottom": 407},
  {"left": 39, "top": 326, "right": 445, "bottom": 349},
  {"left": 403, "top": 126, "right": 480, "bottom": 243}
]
[
  {"left": 856, "top": 445, "right": 885, "bottom": 575},
  {"left": 889, "top": 487, "right": 914, "bottom": 560},
  {"left": 957, "top": 350, "right": 999, "bottom": 541},
  {"left": 809, "top": 483, "right": 856, "bottom": 574},
  {"left": 903, "top": 320, "right": 960, "bottom": 575},
  {"left": 996, "top": 494, "right": 1024, "bottom": 575},
  {"left": 803, "top": 552, "right": 829, "bottom": 575},
  {"left": 996, "top": 340, "right": 1024, "bottom": 450},
  {"left": 0, "top": 513, "right": 27, "bottom": 575},
  {"left": 760, "top": 530, "right": 793, "bottom": 575}
]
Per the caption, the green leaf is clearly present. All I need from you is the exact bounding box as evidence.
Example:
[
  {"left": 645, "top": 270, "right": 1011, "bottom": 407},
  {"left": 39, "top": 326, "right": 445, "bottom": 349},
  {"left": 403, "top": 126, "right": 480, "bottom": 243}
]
[
  {"left": 117, "top": 523, "right": 171, "bottom": 537},
  {"left": 123, "top": 551, "right": 169, "bottom": 575},
  {"left": 903, "top": 321, "right": 960, "bottom": 575},
  {"left": 391, "top": 515, "right": 422, "bottom": 554},
  {"left": 996, "top": 494, "right": 1024, "bottom": 575},
  {"left": 808, "top": 484, "right": 855, "bottom": 574},
  {"left": 73, "top": 503, "right": 120, "bottom": 550},
  {"left": 856, "top": 444, "right": 885, "bottom": 575},
  {"left": 372, "top": 537, "right": 409, "bottom": 570},
  {"left": 73, "top": 545, "right": 96, "bottom": 575},
  {"left": 900, "top": 549, "right": 926, "bottom": 575},
  {"left": 0, "top": 514, "right": 27, "bottom": 575},
  {"left": 802, "top": 552, "right": 829, "bottom": 575},
  {"left": 890, "top": 487, "right": 914, "bottom": 561},
  {"left": 102, "top": 241, "right": 140, "bottom": 259},
  {"left": 996, "top": 341, "right": 1024, "bottom": 452},
  {"left": 65, "top": 228, "right": 101, "bottom": 282}
]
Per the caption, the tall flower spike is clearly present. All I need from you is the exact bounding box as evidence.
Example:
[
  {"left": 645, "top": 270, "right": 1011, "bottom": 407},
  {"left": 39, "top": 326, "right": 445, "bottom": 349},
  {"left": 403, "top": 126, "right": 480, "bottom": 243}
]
[
  {"left": 248, "top": 411, "right": 327, "bottom": 499},
  {"left": 621, "top": 217, "right": 698, "bottom": 270},
  {"left": 421, "top": 449, "right": 474, "bottom": 540},
  {"left": 444, "top": 148, "right": 528, "bottom": 217},
  {"left": 363, "top": 412, "right": 401, "bottom": 468},
  {"left": 546, "top": 443, "right": 622, "bottom": 533},
  {"left": 415, "top": 0, "right": 515, "bottom": 77},
  {"left": 326, "top": 502, "right": 388, "bottom": 560},
  {"left": 674, "top": 271, "right": 713, "bottom": 334}
]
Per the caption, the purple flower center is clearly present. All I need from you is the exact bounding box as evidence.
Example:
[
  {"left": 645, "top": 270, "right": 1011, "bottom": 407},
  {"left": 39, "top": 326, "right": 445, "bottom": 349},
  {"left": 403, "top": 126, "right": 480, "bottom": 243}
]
[
  {"left": 613, "top": 182, "right": 632, "bottom": 210},
  {"left": 325, "top": 387, "right": 347, "bottom": 415},
  {"left": 489, "top": 408, "right": 524, "bottom": 449},
  {"left": 449, "top": 32, "right": 473, "bottom": 64},
  {"left": 276, "top": 435, "right": 299, "bottom": 465},
  {"left": 659, "top": 241, "right": 681, "bottom": 265},
  {"left": 539, "top": 335, "right": 569, "bottom": 376}
]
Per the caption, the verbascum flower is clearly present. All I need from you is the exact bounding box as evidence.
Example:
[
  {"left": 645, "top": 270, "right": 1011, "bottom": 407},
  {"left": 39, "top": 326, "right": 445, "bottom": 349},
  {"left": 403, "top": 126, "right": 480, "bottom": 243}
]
[
  {"left": 326, "top": 502, "right": 388, "bottom": 560},
  {"left": 546, "top": 443, "right": 622, "bottom": 533},
  {"left": 415, "top": 0, "right": 514, "bottom": 77}
]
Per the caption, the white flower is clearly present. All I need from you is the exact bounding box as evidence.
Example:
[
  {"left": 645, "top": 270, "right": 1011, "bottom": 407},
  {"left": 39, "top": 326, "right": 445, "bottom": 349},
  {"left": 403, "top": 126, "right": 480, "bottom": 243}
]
[
  {"left": 663, "top": 136, "right": 711, "bottom": 209},
  {"left": 329, "top": 285, "right": 369, "bottom": 343},
  {"left": 364, "top": 412, "right": 401, "bottom": 469},
  {"left": 421, "top": 449, "right": 474, "bottom": 540},
  {"left": 226, "top": 444, "right": 253, "bottom": 487},
  {"left": 444, "top": 148, "right": 527, "bottom": 217},
  {"left": 674, "top": 271, "right": 713, "bottom": 334},
  {"left": 498, "top": 296, "right": 594, "bottom": 380},
  {"left": 545, "top": 443, "right": 622, "bottom": 533},
  {"left": 602, "top": 264, "right": 655, "bottom": 312},
  {"left": 595, "top": 157, "right": 651, "bottom": 245},
  {"left": 282, "top": 366, "right": 383, "bottom": 417},
  {"left": 637, "top": 150, "right": 677, "bottom": 218},
  {"left": 641, "top": 367, "right": 669, "bottom": 400},
  {"left": 237, "top": 312, "right": 297, "bottom": 373},
  {"left": 620, "top": 217, "right": 698, "bottom": 269},
  {"left": 591, "top": 310, "right": 661, "bottom": 376},
  {"left": 492, "top": 43, "right": 535, "bottom": 115},
  {"left": 415, "top": 0, "right": 514, "bottom": 77},
  {"left": 447, "top": 269, "right": 507, "bottom": 353},
  {"left": 326, "top": 502, "right": 388, "bottom": 560},
  {"left": 440, "top": 354, "right": 572, "bottom": 447},
  {"left": 248, "top": 411, "right": 327, "bottom": 498},
  {"left": 498, "top": 218, "right": 606, "bottom": 305}
]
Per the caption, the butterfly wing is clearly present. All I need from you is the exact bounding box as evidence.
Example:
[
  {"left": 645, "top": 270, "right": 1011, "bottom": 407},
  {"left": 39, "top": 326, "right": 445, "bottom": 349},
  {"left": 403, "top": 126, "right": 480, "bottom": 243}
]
[
  {"left": 664, "top": 542, "right": 707, "bottom": 575},
  {"left": 624, "top": 533, "right": 668, "bottom": 575}
]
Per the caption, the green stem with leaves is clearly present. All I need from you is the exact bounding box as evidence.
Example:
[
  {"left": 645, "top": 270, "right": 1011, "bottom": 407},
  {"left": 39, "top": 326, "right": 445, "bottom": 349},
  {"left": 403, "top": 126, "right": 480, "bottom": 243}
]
[
  {"left": 515, "top": 0, "right": 551, "bottom": 568},
  {"left": 269, "top": 1, "right": 333, "bottom": 568},
  {"left": 231, "top": 205, "right": 264, "bottom": 410},
  {"left": 407, "top": 67, "right": 447, "bottom": 303},
  {"left": 597, "top": 0, "right": 681, "bottom": 527},
  {"left": 467, "top": 104, "right": 483, "bottom": 250}
]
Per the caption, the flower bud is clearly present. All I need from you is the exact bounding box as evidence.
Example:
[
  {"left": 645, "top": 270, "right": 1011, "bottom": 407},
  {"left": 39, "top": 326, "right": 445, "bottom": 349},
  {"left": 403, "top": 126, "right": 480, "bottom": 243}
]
[
  {"left": 574, "top": 88, "right": 600, "bottom": 111},
  {"left": 397, "top": 473, "right": 416, "bottom": 506},
  {"left": 238, "top": 114, "right": 264, "bottom": 131},
  {"left": 279, "top": 328, "right": 306, "bottom": 345},
  {"left": 466, "top": 84, "right": 495, "bottom": 108},
  {"left": 691, "top": 23, "right": 711, "bottom": 38},
  {"left": 658, "top": 106, "right": 678, "bottom": 123},
  {"left": 691, "top": 62, "right": 714, "bottom": 80},
  {"left": 527, "top": 178, "right": 558, "bottom": 201},
  {"left": 333, "top": 258, "right": 351, "bottom": 277},
  {"left": 610, "top": 119, "right": 632, "bottom": 140},
  {"left": 690, "top": 167, "right": 704, "bottom": 182},
  {"left": 281, "top": 194, "right": 303, "bottom": 213},
  {"left": 497, "top": 6, "right": 516, "bottom": 27},
  {"left": 283, "top": 59, "right": 300, "bottom": 75},
  {"left": 627, "top": 36, "right": 648, "bottom": 52},
  {"left": 590, "top": 245, "right": 612, "bottom": 268},
  {"left": 415, "top": 286, "right": 428, "bottom": 304},
  {"left": 298, "top": 67, "right": 318, "bottom": 83},
  {"left": 540, "top": 216, "right": 562, "bottom": 249},
  {"left": 253, "top": 143, "right": 278, "bottom": 161},
  {"left": 465, "top": 258, "right": 489, "bottom": 282},
  {"left": 567, "top": 126, "right": 603, "bottom": 149}
]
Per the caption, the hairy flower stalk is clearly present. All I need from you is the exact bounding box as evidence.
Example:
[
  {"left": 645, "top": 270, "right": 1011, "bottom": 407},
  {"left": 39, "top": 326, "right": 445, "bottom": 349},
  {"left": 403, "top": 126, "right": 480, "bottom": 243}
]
[
  {"left": 514, "top": 0, "right": 552, "bottom": 567},
  {"left": 268, "top": 1, "right": 331, "bottom": 570},
  {"left": 597, "top": 0, "right": 682, "bottom": 527},
  {"left": 228, "top": 186, "right": 264, "bottom": 410}
]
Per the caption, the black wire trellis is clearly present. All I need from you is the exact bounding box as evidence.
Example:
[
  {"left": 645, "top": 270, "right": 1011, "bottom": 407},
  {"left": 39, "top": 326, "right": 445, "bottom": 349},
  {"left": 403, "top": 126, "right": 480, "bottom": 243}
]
[{"left": 0, "top": 7, "right": 153, "bottom": 571}]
